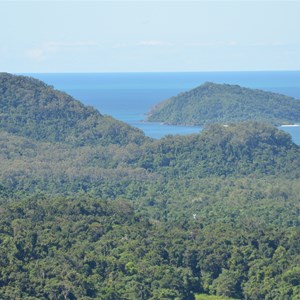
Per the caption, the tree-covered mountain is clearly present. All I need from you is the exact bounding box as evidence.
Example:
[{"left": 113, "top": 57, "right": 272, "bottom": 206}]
[
  {"left": 147, "top": 82, "right": 300, "bottom": 126},
  {"left": 0, "top": 74, "right": 299, "bottom": 299},
  {"left": 1, "top": 121, "right": 299, "bottom": 196},
  {"left": 0, "top": 73, "right": 146, "bottom": 146},
  {"left": 134, "top": 122, "right": 300, "bottom": 178}
]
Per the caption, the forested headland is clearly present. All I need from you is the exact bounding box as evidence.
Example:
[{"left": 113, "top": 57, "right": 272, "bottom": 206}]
[
  {"left": 0, "top": 73, "right": 299, "bottom": 299},
  {"left": 147, "top": 82, "right": 300, "bottom": 126}
]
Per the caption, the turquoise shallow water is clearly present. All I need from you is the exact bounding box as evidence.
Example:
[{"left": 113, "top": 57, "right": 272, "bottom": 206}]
[{"left": 25, "top": 71, "right": 300, "bottom": 144}]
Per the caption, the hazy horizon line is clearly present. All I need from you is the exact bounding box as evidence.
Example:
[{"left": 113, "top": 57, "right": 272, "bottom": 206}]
[{"left": 13, "top": 69, "right": 300, "bottom": 75}]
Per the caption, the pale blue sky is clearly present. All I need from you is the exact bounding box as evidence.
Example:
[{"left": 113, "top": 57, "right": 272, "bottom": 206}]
[{"left": 1, "top": 1, "right": 299, "bottom": 72}]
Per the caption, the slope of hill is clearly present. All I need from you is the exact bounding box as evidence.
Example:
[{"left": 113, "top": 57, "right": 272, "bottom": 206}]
[
  {"left": 0, "top": 74, "right": 299, "bottom": 299},
  {"left": 1, "top": 121, "right": 299, "bottom": 197},
  {"left": 0, "top": 73, "right": 146, "bottom": 146},
  {"left": 147, "top": 82, "right": 300, "bottom": 126},
  {"left": 134, "top": 122, "right": 300, "bottom": 178}
]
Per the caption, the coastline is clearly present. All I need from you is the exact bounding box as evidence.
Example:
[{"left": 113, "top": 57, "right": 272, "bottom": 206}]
[{"left": 280, "top": 124, "right": 300, "bottom": 127}]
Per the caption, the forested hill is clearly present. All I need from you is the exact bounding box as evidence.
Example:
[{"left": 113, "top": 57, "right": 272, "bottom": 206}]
[
  {"left": 1, "top": 121, "right": 299, "bottom": 196},
  {"left": 147, "top": 82, "right": 300, "bottom": 126},
  {"left": 0, "top": 74, "right": 300, "bottom": 299},
  {"left": 0, "top": 73, "right": 146, "bottom": 146},
  {"left": 134, "top": 122, "right": 300, "bottom": 178}
]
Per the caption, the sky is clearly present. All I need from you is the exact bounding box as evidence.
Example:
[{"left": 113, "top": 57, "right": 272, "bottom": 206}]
[{"left": 0, "top": 1, "right": 299, "bottom": 73}]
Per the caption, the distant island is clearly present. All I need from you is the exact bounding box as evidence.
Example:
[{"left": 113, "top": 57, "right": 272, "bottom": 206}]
[{"left": 147, "top": 82, "right": 300, "bottom": 126}]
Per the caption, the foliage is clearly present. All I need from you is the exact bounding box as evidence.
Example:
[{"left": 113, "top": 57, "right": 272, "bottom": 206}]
[
  {"left": 1, "top": 122, "right": 300, "bottom": 197},
  {"left": 0, "top": 191, "right": 299, "bottom": 299},
  {"left": 0, "top": 74, "right": 300, "bottom": 299},
  {"left": 147, "top": 82, "right": 300, "bottom": 126},
  {"left": 133, "top": 122, "right": 300, "bottom": 179},
  {"left": 0, "top": 73, "right": 146, "bottom": 146},
  {"left": 0, "top": 196, "right": 202, "bottom": 299},
  {"left": 195, "top": 294, "right": 237, "bottom": 300}
]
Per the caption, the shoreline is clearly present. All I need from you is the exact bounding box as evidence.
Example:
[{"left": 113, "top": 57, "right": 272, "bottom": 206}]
[
  {"left": 142, "top": 120, "right": 300, "bottom": 128},
  {"left": 280, "top": 124, "right": 300, "bottom": 127}
]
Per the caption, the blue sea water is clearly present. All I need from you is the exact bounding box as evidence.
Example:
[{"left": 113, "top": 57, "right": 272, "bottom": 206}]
[{"left": 26, "top": 71, "right": 300, "bottom": 144}]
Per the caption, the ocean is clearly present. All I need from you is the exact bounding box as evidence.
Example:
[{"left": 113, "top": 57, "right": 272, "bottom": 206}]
[{"left": 25, "top": 71, "right": 300, "bottom": 145}]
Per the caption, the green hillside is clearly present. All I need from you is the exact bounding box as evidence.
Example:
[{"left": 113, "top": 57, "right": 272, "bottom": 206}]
[
  {"left": 147, "top": 82, "right": 300, "bottom": 126},
  {"left": 1, "top": 121, "right": 299, "bottom": 196},
  {"left": 0, "top": 74, "right": 299, "bottom": 299},
  {"left": 0, "top": 73, "right": 146, "bottom": 146},
  {"left": 134, "top": 122, "right": 300, "bottom": 178}
]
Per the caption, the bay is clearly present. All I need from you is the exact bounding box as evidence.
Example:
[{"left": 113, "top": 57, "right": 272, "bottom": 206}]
[{"left": 25, "top": 71, "right": 300, "bottom": 144}]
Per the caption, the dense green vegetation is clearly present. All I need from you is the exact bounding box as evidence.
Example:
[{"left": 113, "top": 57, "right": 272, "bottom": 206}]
[
  {"left": 147, "top": 82, "right": 300, "bottom": 126},
  {"left": 195, "top": 294, "right": 237, "bottom": 300},
  {"left": 0, "top": 74, "right": 299, "bottom": 299},
  {"left": 0, "top": 73, "right": 146, "bottom": 146},
  {"left": 133, "top": 122, "right": 300, "bottom": 178},
  {"left": 1, "top": 122, "right": 299, "bottom": 196},
  {"left": 0, "top": 184, "right": 299, "bottom": 299}
]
